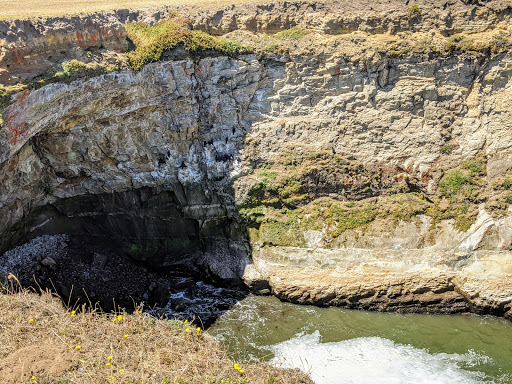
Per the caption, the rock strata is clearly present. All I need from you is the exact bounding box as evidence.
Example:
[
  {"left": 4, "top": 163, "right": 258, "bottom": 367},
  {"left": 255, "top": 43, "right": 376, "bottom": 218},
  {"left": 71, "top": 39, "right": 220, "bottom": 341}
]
[{"left": 1, "top": 0, "right": 512, "bottom": 319}]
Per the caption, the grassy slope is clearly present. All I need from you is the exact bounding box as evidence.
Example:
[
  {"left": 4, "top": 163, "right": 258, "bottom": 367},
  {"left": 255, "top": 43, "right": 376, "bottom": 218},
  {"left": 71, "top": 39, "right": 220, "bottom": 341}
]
[
  {"left": 0, "top": 0, "right": 267, "bottom": 19},
  {"left": 0, "top": 286, "right": 312, "bottom": 384}
]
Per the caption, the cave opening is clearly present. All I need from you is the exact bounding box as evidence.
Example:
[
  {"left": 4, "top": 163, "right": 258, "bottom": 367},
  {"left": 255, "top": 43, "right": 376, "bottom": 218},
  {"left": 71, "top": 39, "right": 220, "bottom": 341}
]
[{"left": 0, "top": 187, "right": 249, "bottom": 327}]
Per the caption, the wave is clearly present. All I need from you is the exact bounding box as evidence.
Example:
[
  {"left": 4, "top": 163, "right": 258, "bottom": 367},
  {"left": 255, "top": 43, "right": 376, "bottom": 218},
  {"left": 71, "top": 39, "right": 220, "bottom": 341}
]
[{"left": 270, "top": 331, "right": 492, "bottom": 384}]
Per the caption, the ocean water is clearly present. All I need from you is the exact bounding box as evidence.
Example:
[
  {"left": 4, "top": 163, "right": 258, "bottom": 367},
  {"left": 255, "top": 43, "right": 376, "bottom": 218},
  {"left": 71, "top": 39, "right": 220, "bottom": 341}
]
[{"left": 208, "top": 295, "right": 512, "bottom": 384}]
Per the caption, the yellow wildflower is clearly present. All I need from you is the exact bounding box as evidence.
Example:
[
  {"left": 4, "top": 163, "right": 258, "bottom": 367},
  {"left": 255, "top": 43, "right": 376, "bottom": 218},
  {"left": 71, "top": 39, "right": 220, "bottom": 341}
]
[
  {"left": 71, "top": 310, "right": 76, "bottom": 317},
  {"left": 29, "top": 318, "right": 34, "bottom": 322},
  {"left": 30, "top": 377, "right": 36, "bottom": 381},
  {"left": 196, "top": 327, "right": 201, "bottom": 332},
  {"left": 75, "top": 345, "right": 81, "bottom": 350},
  {"left": 106, "top": 362, "right": 112, "bottom": 366},
  {"left": 119, "top": 369, "right": 124, "bottom": 373},
  {"left": 234, "top": 363, "right": 240, "bottom": 370},
  {"left": 117, "top": 315, "right": 123, "bottom": 321},
  {"left": 109, "top": 376, "right": 115, "bottom": 380},
  {"left": 184, "top": 319, "right": 188, "bottom": 324},
  {"left": 123, "top": 334, "right": 128, "bottom": 338},
  {"left": 185, "top": 328, "right": 190, "bottom": 332},
  {"left": 239, "top": 369, "right": 245, "bottom": 374},
  {"left": 107, "top": 355, "right": 112, "bottom": 360}
]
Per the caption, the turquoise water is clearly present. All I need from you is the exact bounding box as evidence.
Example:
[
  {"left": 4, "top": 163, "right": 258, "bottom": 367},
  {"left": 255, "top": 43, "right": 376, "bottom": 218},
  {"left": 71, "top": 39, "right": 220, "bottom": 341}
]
[{"left": 208, "top": 295, "right": 512, "bottom": 384}]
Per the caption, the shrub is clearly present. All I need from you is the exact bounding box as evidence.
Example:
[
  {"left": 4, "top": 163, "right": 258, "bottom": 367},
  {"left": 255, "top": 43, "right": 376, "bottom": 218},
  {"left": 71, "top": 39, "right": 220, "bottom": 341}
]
[{"left": 439, "top": 170, "right": 473, "bottom": 197}]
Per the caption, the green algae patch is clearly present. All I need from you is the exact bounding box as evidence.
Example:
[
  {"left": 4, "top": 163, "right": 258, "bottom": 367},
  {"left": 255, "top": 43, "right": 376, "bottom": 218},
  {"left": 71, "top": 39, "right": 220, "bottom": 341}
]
[
  {"left": 300, "top": 197, "right": 378, "bottom": 238},
  {"left": 125, "top": 17, "right": 251, "bottom": 70},
  {"left": 259, "top": 220, "right": 306, "bottom": 247},
  {"left": 426, "top": 157, "right": 487, "bottom": 231},
  {"left": 243, "top": 193, "right": 431, "bottom": 247}
]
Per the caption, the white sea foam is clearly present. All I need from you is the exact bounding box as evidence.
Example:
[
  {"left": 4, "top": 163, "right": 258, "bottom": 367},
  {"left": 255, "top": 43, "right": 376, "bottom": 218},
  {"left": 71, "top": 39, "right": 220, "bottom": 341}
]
[{"left": 270, "top": 331, "right": 491, "bottom": 384}]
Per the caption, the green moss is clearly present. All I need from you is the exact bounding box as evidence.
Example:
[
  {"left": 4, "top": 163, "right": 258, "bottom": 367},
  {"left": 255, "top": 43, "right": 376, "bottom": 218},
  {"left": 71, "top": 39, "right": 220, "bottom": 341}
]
[
  {"left": 241, "top": 168, "right": 307, "bottom": 213},
  {"left": 386, "top": 193, "right": 429, "bottom": 222},
  {"left": 301, "top": 198, "right": 378, "bottom": 238},
  {"left": 258, "top": 169, "right": 278, "bottom": 180},
  {"left": 125, "top": 17, "right": 251, "bottom": 70},
  {"left": 259, "top": 220, "right": 305, "bottom": 247},
  {"left": 274, "top": 27, "right": 310, "bottom": 40},
  {"left": 445, "top": 35, "right": 464, "bottom": 52},
  {"left": 445, "top": 35, "right": 488, "bottom": 54},
  {"left": 239, "top": 206, "right": 266, "bottom": 224},
  {"left": 461, "top": 159, "right": 484, "bottom": 174},
  {"left": 263, "top": 42, "right": 282, "bottom": 54},
  {"left": 426, "top": 201, "right": 478, "bottom": 232},
  {"left": 388, "top": 47, "right": 410, "bottom": 58},
  {"left": 0, "top": 84, "right": 27, "bottom": 111},
  {"left": 440, "top": 144, "right": 453, "bottom": 154},
  {"left": 250, "top": 196, "right": 381, "bottom": 246}
]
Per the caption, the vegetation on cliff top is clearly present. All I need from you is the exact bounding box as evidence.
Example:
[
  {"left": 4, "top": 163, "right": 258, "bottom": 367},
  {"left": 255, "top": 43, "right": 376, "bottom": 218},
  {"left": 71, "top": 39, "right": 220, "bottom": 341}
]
[
  {"left": 125, "top": 17, "right": 251, "bottom": 70},
  {"left": 0, "top": 283, "right": 311, "bottom": 383}
]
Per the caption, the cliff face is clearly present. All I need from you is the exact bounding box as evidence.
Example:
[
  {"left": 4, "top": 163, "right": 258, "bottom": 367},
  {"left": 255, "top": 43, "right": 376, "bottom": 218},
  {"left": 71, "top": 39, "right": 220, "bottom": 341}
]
[
  {"left": 0, "top": 57, "right": 259, "bottom": 283},
  {"left": 2, "top": 0, "right": 512, "bottom": 317}
]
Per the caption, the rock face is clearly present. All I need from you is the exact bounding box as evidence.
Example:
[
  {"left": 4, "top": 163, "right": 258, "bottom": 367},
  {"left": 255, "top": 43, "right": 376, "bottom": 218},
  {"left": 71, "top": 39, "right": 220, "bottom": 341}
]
[
  {"left": 0, "top": 56, "right": 260, "bottom": 283},
  {"left": 2, "top": 0, "right": 512, "bottom": 317}
]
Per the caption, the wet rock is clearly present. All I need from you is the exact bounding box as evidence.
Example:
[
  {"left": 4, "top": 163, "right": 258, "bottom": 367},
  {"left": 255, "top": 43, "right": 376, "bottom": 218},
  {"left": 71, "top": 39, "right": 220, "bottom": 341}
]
[{"left": 243, "top": 264, "right": 271, "bottom": 295}]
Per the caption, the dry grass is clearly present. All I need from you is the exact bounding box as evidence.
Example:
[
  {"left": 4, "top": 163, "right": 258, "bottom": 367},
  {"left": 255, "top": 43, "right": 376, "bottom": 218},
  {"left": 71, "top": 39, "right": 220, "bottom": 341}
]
[
  {"left": 0, "top": 284, "right": 312, "bottom": 384},
  {"left": 0, "top": 0, "right": 269, "bottom": 20}
]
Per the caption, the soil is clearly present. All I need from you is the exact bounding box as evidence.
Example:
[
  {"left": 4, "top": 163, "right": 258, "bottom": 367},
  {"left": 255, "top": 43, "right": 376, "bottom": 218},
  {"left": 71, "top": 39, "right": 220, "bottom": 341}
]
[{"left": 0, "top": 344, "right": 76, "bottom": 383}]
